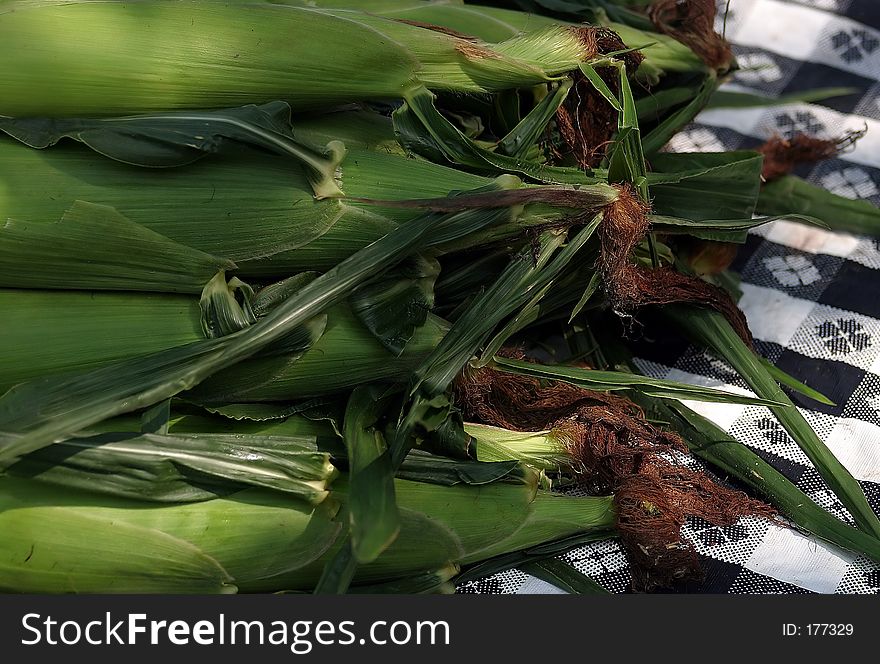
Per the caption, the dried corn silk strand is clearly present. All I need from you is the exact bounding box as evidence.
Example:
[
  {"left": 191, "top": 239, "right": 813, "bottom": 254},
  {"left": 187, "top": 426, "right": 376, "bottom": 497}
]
[
  {"left": 649, "top": 0, "right": 733, "bottom": 72},
  {"left": 759, "top": 130, "right": 866, "bottom": 182},
  {"left": 454, "top": 358, "right": 775, "bottom": 590},
  {"left": 599, "top": 185, "right": 754, "bottom": 346},
  {"left": 554, "top": 28, "right": 645, "bottom": 168}
]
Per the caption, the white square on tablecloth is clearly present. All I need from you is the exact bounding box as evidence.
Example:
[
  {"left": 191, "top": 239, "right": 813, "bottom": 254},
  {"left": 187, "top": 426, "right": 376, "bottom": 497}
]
[{"left": 744, "top": 525, "right": 854, "bottom": 593}]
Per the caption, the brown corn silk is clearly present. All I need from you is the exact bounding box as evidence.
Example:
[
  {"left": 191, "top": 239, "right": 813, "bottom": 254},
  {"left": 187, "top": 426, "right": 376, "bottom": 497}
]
[
  {"left": 759, "top": 130, "right": 865, "bottom": 182},
  {"left": 554, "top": 28, "right": 645, "bottom": 169},
  {"left": 455, "top": 357, "right": 774, "bottom": 590},
  {"left": 649, "top": 0, "right": 733, "bottom": 72},
  {"left": 598, "top": 185, "right": 755, "bottom": 347}
]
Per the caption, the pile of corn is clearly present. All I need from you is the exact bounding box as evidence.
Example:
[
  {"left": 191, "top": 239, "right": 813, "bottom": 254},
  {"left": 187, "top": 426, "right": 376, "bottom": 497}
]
[{"left": 1, "top": 0, "right": 879, "bottom": 594}]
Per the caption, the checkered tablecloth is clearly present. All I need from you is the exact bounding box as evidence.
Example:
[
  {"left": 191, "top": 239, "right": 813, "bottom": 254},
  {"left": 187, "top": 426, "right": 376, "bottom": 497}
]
[{"left": 458, "top": 0, "right": 880, "bottom": 594}]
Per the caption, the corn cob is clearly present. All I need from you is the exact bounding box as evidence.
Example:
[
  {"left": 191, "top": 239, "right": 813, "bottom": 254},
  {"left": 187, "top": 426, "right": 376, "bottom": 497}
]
[
  {"left": 0, "top": 0, "right": 870, "bottom": 598},
  {"left": 0, "top": 110, "right": 593, "bottom": 279},
  {"left": 0, "top": 0, "right": 608, "bottom": 117},
  {"left": 0, "top": 473, "right": 615, "bottom": 593},
  {"left": 0, "top": 291, "right": 446, "bottom": 398},
  {"left": 263, "top": 0, "right": 704, "bottom": 76}
]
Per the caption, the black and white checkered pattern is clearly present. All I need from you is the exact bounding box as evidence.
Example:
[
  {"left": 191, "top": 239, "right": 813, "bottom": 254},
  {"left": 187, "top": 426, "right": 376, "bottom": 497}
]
[{"left": 459, "top": 0, "right": 880, "bottom": 594}]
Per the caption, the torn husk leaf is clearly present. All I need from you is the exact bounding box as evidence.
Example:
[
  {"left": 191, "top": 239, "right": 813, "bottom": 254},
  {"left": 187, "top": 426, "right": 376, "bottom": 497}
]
[{"left": 758, "top": 130, "right": 865, "bottom": 182}]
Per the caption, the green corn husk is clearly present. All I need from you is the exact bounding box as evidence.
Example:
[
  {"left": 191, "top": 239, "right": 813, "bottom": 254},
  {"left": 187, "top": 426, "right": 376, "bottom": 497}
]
[
  {"left": 260, "top": 0, "right": 704, "bottom": 78},
  {"left": 455, "top": 1, "right": 700, "bottom": 70},
  {"left": 465, "top": 422, "right": 571, "bottom": 471},
  {"left": 0, "top": 193, "right": 561, "bottom": 460},
  {"left": 0, "top": 474, "right": 616, "bottom": 593},
  {"left": 16, "top": 409, "right": 531, "bottom": 497},
  {"left": 191, "top": 306, "right": 447, "bottom": 403},
  {"left": 4, "top": 430, "right": 338, "bottom": 506},
  {"left": 0, "top": 289, "right": 203, "bottom": 389},
  {"left": 0, "top": 289, "right": 445, "bottom": 398},
  {"left": 0, "top": 114, "right": 591, "bottom": 279},
  {"left": 4, "top": 409, "right": 528, "bottom": 507},
  {"left": 0, "top": 0, "right": 609, "bottom": 117},
  {"left": 0, "top": 0, "right": 866, "bottom": 599},
  {"left": 758, "top": 175, "right": 880, "bottom": 236},
  {"left": 105, "top": 410, "right": 342, "bottom": 440}
]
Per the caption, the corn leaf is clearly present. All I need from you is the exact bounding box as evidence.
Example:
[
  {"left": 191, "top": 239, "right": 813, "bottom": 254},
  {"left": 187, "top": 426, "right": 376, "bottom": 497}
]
[
  {"left": 0, "top": 201, "right": 233, "bottom": 293},
  {"left": 650, "top": 213, "right": 825, "bottom": 243},
  {"left": 394, "top": 86, "right": 598, "bottom": 184},
  {"left": 663, "top": 305, "right": 880, "bottom": 539},
  {"left": 414, "top": 220, "right": 602, "bottom": 400},
  {"left": 140, "top": 399, "right": 172, "bottom": 435},
  {"left": 642, "top": 74, "right": 718, "bottom": 155},
  {"left": 396, "top": 450, "right": 524, "bottom": 487},
  {"left": 497, "top": 79, "right": 573, "bottom": 159},
  {"left": 477, "top": 282, "right": 554, "bottom": 366},
  {"left": 420, "top": 406, "right": 476, "bottom": 460},
  {"left": 201, "top": 272, "right": 332, "bottom": 359},
  {"left": 352, "top": 501, "right": 467, "bottom": 583},
  {"left": 198, "top": 401, "right": 332, "bottom": 422},
  {"left": 391, "top": 221, "right": 600, "bottom": 467},
  {"left": 0, "top": 102, "right": 346, "bottom": 199},
  {"left": 594, "top": 59, "right": 648, "bottom": 197},
  {"left": 435, "top": 251, "right": 509, "bottom": 308},
  {"left": 648, "top": 151, "right": 763, "bottom": 221},
  {"left": 579, "top": 63, "right": 623, "bottom": 111},
  {"left": 758, "top": 175, "right": 880, "bottom": 237},
  {"left": 707, "top": 87, "right": 859, "bottom": 110},
  {"left": 491, "top": 88, "right": 521, "bottom": 138},
  {"left": 348, "top": 564, "right": 458, "bottom": 594},
  {"left": 648, "top": 400, "right": 880, "bottom": 563},
  {"left": 159, "top": 407, "right": 345, "bottom": 448},
  {"left": 313, "top": 539, "right": 358, "bottom": 595},
  {"left": 251, "top": 273, "right": 319, "bottom": 315},
  {"left": 199, "top": 271, "right": 257, "bottom": 339},
  {"left": 455, "top": 530, "right": 616, "bottom": 586},
  {"left": 389, "top": 395, "right": 470, "bottom": 468},
  {"left": 359, "top": 0, "right": 525, "bottom": 42},
  {"left": 760, "top": 358, "right": 836, "bottom": 407},
  {"left": 316, "top": 473, "right": 476, "bottom": 594},
  {"left": 569, "top": 269, "right": 603, "bottom": 322},
  {"left": 636, "top": 83, "right": 703, "bottom": 121},
  {"left": 519, "top": 558, "right": 609, "bottom": 594},
  {"left": 492, "top": 356, "right": 788, "bottom": 407},
  {"left": 343, "top": 386, "right": 400, "bottom": 564},
  {"left": 349, "top": 255, "right": 439, "bottom": 356}
]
